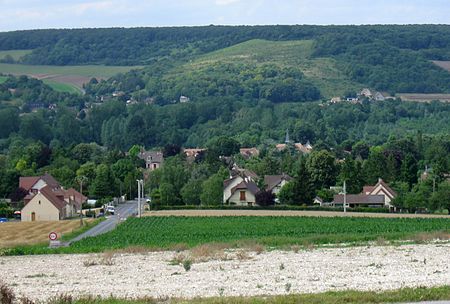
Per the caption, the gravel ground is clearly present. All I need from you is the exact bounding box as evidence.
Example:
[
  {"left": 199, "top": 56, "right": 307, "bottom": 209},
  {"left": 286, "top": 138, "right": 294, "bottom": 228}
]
[{"left": 1, "top": 244, "right": 449, "bottom": 301}]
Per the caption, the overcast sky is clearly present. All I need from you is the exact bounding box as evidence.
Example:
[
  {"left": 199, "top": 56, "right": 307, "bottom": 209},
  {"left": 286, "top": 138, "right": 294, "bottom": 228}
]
[{"left": 0, "top": 0, "right": 449, "bottom": 32}]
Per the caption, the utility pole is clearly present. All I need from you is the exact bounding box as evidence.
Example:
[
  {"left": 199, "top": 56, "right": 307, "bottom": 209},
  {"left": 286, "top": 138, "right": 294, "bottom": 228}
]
[
  {"left": 343, "top": 180, "right": 347, "bottom": 213},
  {"left": 76, "top": 175, "right": 88, "bottom": 227}
]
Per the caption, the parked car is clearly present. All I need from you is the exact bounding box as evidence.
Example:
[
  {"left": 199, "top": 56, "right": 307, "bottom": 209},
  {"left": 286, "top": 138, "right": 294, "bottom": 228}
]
[
  {"left": 106, "top": 206, "right": 115, "bottom": 215},
  {"left": 0, "top": 217, "right": 9, "bottom": 223},
  {"left": 14, "top": 211, "right": 21, "bottom": 219}
]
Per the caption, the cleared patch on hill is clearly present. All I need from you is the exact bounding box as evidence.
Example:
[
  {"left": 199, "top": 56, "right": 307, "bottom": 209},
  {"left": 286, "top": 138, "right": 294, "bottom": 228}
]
[
  {"left": 0, "top": 49, "right": 32, "bottom": 61},
  {"left": 0, "top": 63, "right": 143, "bottom": 93},
  {"left": 397, "top": 93, "right": 450, "bottom": 103},
  {"left": 432, "top": 60, "right": 450, "bottom": 72},
  {"left": 183, "top": 39, "right": 362, "bottom": 98}
]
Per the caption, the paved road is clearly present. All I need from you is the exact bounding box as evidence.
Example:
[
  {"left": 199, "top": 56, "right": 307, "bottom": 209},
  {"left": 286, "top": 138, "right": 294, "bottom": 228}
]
[{"left": 68, "top": 201, "right": 138, "bottom": 244}]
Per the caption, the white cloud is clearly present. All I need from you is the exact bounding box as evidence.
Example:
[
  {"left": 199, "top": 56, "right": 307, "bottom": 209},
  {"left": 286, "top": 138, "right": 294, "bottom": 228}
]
[
  {"left": 215, "top": 0, "right": 240, "bottom": 6},
  {"left": 0, "top": 0, "right": 449, "bottom": 31}
]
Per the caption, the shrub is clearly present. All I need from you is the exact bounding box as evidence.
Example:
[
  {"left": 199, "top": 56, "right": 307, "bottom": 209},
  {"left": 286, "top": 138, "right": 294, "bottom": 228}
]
[{"left": 183, "top": 259, "right": 192, "bottom": 271}]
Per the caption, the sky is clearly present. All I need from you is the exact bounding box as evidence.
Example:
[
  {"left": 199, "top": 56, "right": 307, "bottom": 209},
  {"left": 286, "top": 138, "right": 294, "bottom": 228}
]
[{"left": 0, "top": 0, "right": 449, "bottom": 32}]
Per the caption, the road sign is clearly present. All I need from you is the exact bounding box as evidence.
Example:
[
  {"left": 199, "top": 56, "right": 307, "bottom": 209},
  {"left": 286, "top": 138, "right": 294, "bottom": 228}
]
[{"left": 49, "top": 232, "right": 58, "bottom": 241}]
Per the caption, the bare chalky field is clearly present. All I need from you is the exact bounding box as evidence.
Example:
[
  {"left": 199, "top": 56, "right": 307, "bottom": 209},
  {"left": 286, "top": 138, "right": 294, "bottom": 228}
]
[{"left": 1, "top": 243, "right": 449, "bottom": 301}]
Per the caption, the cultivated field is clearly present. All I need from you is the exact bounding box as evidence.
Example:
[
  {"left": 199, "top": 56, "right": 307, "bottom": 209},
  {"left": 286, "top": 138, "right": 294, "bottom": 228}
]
[
  {"left": 0, "top": 62, "right": 143, "bottom": 93},
  {"left": 144, "top": 209, "right": 450, "bottom": 218},
  {"left": 432, "top": 60, "right": 450, "bottom": 72},
  {"left": 397, "top": 93, "right": 450, "bottom": 103},
  {"left": 54, "top": 216, "right": 450, "bottom": 254},
  {"left": 1, "top": 243, "right": 449, "bottom": 301},
  {"left": 0, "top": 219, "right": 91, "bottom": 248}
]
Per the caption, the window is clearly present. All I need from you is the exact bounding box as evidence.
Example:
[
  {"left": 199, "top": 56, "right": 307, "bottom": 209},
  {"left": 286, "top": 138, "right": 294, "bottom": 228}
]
[{"left": 240, "top": 191, "right": 246, "bottom": 201}]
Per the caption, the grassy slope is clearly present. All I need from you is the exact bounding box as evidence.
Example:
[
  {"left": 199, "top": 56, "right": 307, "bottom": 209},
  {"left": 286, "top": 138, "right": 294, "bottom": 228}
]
[
  {"left": 43, "top": 79, "right": 83, "bottom": 94},
  {"left": 0, "top": 75, "right": 6, "bottom": 83},
  {"left": 179, "top": 39, "right": 362, "bottom": 98},
  {"left": 0, "top": 49, "right": 32, "bottom": 61}
]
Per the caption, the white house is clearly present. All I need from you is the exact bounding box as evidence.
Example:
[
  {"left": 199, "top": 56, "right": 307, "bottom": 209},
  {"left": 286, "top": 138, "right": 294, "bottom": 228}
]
[
  {"left": 138, "top": 151, "right": 164, "bottom": 170},
  {"left": 226, "top": 178, "right": 260, "bottom": 206},
  {"left": 264, "top": 174, "right": 292, "bottom": 195},
  {"left": 223, "top": 175, "right": 245, "bottom": 203},
  {"left": 21, "top": 186, "right": 67, "bottom": 221},
  {"left": 20, "top": 174, "right": 86, "bottom": 221},
  {"left": 179, "top": 96, "right": 190, "bottom": 103},
  {"left": 363, "top": 178, "right": 397, "bottom": 209}
]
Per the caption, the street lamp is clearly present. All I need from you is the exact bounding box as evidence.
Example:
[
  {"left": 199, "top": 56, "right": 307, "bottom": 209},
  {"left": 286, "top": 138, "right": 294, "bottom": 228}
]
[
  {"left": 136, "top": 179, "right": 144, "bottom": 217},
  {"left": 343, "top": 180, "right": 347, "bottom": 213}
]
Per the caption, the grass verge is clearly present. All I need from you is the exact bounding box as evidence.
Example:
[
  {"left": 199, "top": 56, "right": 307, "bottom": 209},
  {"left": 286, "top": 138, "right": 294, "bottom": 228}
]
[
  {"left": 60, "top": 217, "right": 106, "bottom": 242},
  {"left": 2, "top": 281, "right": 450, "bottom": 304}
]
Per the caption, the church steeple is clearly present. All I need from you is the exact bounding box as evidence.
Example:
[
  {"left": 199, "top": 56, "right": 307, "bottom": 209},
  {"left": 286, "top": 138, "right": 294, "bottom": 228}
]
[{"left": 285, "top": 129, "right": 290, "bottom": 144}]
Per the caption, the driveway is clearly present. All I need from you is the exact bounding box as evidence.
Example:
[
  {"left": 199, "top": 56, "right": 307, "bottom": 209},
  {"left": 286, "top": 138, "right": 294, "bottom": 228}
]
[{"left": 68, "top": 201, "right": 138, "bottom": 244}]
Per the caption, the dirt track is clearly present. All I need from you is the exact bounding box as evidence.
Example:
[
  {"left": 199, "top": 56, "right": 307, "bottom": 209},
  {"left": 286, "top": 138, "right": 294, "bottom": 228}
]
[{"left": 144, "top": 209, "right": 450, "bottom": 218}]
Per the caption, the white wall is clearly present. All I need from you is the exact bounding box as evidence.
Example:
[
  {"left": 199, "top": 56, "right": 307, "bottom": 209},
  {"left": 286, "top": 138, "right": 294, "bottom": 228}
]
[
  {"left": 228, "top": 189, "right": 256, "bottom": 206},
  {"left": 223, "top": 176, "right": 243, "bottom": 203},
  {"left": 21, "top": 192, "right": 60, "bottom": 222}
]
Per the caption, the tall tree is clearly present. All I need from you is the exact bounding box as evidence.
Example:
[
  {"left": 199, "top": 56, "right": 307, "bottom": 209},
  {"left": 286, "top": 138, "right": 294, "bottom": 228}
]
[
  {"left": 400, "top": 153, "right": 418, "bottom": 187},
  {"left": 306, "top": 150, "right": 337, "bottom": 190}
]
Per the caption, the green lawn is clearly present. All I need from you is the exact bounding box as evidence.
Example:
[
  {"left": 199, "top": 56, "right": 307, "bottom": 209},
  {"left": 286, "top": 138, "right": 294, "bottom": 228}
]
[
  {"left": 0, "top": 75, "right": 7, "bottom": 84},
  {"left": 4, "top": 216, "right": 448, "bottom": 255}
]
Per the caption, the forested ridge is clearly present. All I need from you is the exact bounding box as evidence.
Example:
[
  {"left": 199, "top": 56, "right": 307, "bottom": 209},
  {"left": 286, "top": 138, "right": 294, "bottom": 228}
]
[{"left": 1, "top": 25, "right": 450, "bottom": 94}]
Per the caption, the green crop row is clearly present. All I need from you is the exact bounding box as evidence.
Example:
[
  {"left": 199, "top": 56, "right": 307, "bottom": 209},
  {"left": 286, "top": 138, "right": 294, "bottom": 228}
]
[
  {"left": 70, "top": 216, "right": 449, "bottom": 252},
  {"left": 4, "top": 216, "right": 449, "bottom": 255}
]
